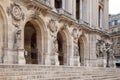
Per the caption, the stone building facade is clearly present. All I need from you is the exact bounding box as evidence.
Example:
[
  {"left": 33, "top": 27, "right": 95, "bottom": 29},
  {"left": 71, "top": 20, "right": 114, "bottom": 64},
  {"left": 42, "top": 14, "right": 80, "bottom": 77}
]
[
  {"left": 0, "top": 0, "right": 112, "bottom": 67},
  {"left": 109, "top": 14, "right": 120, "bottom": 67}
]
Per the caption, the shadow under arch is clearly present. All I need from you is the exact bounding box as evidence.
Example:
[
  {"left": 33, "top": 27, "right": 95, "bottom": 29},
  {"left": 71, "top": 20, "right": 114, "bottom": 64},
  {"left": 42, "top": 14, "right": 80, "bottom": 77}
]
[
  {"left": 23, "top": 16, "right": 48, "bottom": 64},
  {"left": 0, "top": 5, "right": 8, "bottom": 63},
  {"left": 57, "top": 27, "right": 72, "bottom": 65},
  {"left": 78, "top": 34, "right": 87, "bottom": 66}
]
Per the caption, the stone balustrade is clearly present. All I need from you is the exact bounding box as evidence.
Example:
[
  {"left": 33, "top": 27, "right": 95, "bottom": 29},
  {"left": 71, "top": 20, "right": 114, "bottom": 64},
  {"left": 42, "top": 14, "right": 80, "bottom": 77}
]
[{"left": 0, "top": 65, "right": 120, "bottom": 80}]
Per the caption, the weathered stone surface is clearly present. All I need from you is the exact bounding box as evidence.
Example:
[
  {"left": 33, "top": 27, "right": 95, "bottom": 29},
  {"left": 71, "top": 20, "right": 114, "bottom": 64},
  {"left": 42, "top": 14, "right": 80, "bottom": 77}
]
[{"left": 0, "top": 65, "right": 120, "bottom": 80}]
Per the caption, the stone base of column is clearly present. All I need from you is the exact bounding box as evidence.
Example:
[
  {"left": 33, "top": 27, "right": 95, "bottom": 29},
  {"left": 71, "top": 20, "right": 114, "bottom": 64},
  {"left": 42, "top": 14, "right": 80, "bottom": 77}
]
[
  {"left": 3, "top": 50, "right": 18, "bottom": 64},
  {"left": 50, "top": 53, "right": 59, "bottom": 66},
  {"left": 74, "top": 56, "right": 80, "bottom": 66},
  {"left": 44, "top": 54, "right": 51, "bottom": 65},
  {"left": 85, "top": 59, "right": 97, "bottom": 67},
  {"left": 18, "top": 49, "right": 25, "bottom": 64},
  {"left": 69, "top": 57, "right": 74, "bottom": 66}
]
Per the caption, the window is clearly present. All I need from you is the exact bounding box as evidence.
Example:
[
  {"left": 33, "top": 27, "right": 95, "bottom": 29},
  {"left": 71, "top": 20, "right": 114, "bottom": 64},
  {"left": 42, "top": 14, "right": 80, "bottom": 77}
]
[
  {"left": 109, "top": 22, "right": 112, "bottom": 26},
  {"left": 114, "top": 20, "right": 118, "bottom": 25},
  {"left": 117, "top": 20, "right": 120, "bottom": 24},
  {"left": 55, "top": 0, "right": 62, "bottom": 8},
  {"left": 111, "top": 21, "right": 115, "bottom": 26},
  {"left": 76, "top": 0, "right": 80, "bottom": 20},
  {"left": 117, "top": 37, "right": 120, "bottom": 44}
]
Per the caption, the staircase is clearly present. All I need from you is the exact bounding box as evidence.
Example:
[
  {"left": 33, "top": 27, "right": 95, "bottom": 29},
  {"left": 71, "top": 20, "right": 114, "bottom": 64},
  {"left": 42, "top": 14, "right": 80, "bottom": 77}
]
[{"left": 0, "top": 65, "right": 120, "bottom": 80}]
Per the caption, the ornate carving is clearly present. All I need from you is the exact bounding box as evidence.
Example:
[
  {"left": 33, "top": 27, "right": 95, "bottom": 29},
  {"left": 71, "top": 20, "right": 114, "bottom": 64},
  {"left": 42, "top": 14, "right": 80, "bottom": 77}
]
[
  {"left": 96, "top": 39, "right": 105, "bottom": 57},
  {"left": 48, "top": 19, "right": 57, "bottom": 33},
  {"left": 7, "top": 3, "right": 24, "bottom": 21},
  {"left": 72, "top": 28, "right": 78, "bottom": 40},
  {"left": 51, "top": 35, "right": 58, "bottom": 55},
  {"left": 14, "top": 26, "right": 21, "bottom": 49},
  {"left": 74, "top": 44, "right": 79, "bottom": 56},
  {"left": 104, "top": 43, "right": 115, "bottom": 67}
]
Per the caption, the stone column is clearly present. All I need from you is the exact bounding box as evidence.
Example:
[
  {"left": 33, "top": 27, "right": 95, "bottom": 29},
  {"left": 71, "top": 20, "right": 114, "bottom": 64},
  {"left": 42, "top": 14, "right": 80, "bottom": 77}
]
[
  {"left": 100, "top": 8, "right": 103, "bottom": 29},
  {"left": 62, "top": 0, "right": 65, "bottom": 9},
  {"left": 72, "top": 0, "right": 76, "bottom": 19},
  {"left": 18, "top": 49, "right": 25, "bottom": 64},
  {"left": 80, "top": 0, "right": 83, "bottom": 19},
  {"left": 65, "top": 0, "right": 72, "bottom": 14}
]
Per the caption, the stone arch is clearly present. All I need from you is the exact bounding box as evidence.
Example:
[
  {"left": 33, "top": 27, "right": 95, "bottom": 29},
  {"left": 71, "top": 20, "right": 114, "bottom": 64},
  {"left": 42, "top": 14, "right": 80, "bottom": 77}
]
[
  {"left": 57, "top": 28, "right": 72, "bottom": 65},
  {"left": 78, "top": 34, "right": 87, "bottom": 66},
  {"left": 0, "top": 5, "right": 8, "bottom": 63},
  {"left": 23, "top": 16, "right": 48, "bottom": 64}
]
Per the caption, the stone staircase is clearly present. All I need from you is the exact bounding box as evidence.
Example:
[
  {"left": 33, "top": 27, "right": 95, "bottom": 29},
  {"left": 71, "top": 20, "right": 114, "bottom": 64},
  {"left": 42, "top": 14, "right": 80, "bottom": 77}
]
[{"left": 0, "top": 65, "right": 120, "bottom": 80}]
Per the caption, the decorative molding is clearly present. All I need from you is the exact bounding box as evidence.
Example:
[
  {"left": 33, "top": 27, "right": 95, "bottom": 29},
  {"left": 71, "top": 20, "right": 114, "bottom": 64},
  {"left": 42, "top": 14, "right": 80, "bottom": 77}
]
[
  {"left": 7, "top": 3, "right": 24, "bottom": 21},
  {"left": 47, "top": 19, "right": 57, "bottom": 33}
]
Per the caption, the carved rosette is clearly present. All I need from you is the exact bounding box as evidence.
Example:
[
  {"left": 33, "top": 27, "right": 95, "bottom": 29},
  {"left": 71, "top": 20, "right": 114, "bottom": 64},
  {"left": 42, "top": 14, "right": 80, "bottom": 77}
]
[{"left": 7, "top": 3, "right": 24, "bottom": 21}]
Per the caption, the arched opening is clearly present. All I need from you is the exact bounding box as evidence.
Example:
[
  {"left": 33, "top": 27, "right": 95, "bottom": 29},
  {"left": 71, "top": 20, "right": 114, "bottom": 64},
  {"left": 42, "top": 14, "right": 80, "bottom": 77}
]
[
  {"left": 57, "top": 32, "right": 64, "bottom": 65},
  {"left": 57, "top": 30, "right": 68, "bottom": 65},
  {"left": 24, "top": 22, "right": 39, "bottom": 64},
  {"left": 78, "top": 37, "right": 84, "bottom": 66}
]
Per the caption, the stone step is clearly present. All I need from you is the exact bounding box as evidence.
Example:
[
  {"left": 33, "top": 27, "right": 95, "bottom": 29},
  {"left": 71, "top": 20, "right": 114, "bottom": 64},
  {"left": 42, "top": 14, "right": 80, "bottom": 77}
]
[{"left": 0, "top": 65, "right": 120, "bottom": 80}]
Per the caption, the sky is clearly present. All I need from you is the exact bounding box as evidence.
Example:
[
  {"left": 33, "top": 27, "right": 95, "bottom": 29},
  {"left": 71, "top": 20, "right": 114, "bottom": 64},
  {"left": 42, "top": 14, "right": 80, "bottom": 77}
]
[{"left": 109, "top": 0, "right": 120, "bottom": 15}]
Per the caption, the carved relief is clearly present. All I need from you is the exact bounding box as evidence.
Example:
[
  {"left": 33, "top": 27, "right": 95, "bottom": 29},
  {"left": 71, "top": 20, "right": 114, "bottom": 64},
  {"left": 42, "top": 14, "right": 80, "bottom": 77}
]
[
  {"left": 74, "top": 44, "right": 79, "bottom": 56},
  {"left": 7, "top": 3, "right": 24, "bottom": 21},
  {"left": 14, "top": 26, "right": 21, "bottom": 49},
  {"left": 47, "top": 19, "right": 57, "bottom": 33},
  {"left": 72, "top": 28, "right": 79, "bottom": 40},
  {"left": 72, "top": 28, "right": 80, "bottom": 57},
  {"left": 96, "top": 39, "right": 105, "bottom": 57}
]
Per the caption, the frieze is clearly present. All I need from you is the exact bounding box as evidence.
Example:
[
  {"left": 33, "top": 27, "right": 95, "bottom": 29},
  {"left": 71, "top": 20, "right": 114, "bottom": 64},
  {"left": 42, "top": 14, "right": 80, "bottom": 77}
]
[{"left": 7, "top": 3, "right": 24, "bottom": 21}]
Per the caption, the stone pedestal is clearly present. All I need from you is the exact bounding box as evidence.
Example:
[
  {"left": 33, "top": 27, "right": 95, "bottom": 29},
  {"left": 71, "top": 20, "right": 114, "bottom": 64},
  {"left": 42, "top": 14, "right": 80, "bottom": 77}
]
[
  {"left": 50, "top": 53, "right": 59, "bottom": 65},
  {"left": 44, "top": 54, "right": 51, "bottom": 65},
  {"left": 3, "top": 49, "right": 17, "bottom": 64},
  {"left": 54, "top": 53, "right": 59, "bottom": 65},
  {"left": 97, "top": 57, "right": 105, "bottom": 67},
  {"left": 18, "top": 49, "right": 25, "bottom": 64},
  {"left": 69, "top": 56, "right": 74, "bottom": 66},
  {"left": 74, "top": 56, "right": 80, "bottom": 66}
]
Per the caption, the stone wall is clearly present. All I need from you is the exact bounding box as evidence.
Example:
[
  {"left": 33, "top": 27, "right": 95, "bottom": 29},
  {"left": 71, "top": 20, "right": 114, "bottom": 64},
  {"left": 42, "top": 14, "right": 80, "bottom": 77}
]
[{"left": 0, "top": 65, "right": 120, "bottom": 80}]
